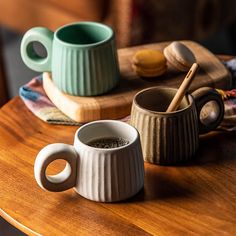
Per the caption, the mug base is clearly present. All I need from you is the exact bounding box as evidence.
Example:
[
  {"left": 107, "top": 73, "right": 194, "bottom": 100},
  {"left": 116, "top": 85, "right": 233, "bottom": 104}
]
[
  {"left": 144, "top": 153, "right": 196, "bottom": 166},
  {"left": 73, "top": 184, "right": 144, "bottom": 203},
  {"left": 61, "top": 79, "right": 119, "bottom": 97}
]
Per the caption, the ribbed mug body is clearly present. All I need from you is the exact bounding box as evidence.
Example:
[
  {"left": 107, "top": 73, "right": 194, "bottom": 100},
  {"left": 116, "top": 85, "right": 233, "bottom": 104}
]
[
  {"left": 52, "top": 38, "right": 119, "bottom": 96},
  {"left": 73, "top": 120, "right": 145, "bottom": 202},
  {"left": 20, "top": 22, "right": 120, "bottom": 95},
  {"left": 130, "top": 87, "right": 199, "bottom": 165},
  {"left": 73, "top": 141, "right": 144, "bottom": 202}
]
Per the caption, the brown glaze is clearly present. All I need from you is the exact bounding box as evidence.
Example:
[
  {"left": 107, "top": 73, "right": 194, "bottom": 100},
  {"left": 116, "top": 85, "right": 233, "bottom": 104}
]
[{"left": 130, "top": 87, "right": 224, "bottom": 164}]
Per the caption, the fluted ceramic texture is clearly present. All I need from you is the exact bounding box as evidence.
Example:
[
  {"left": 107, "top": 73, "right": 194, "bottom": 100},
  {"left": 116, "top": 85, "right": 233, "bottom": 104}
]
[
  {"left": 51, "top": 39, "right": 119, "bottom": 96},
  {"left": 74, "top": 141, "right": 144, "bottom": 202},
  {"left": 130, "top": 104, "right": 199, "bottom": 164}
]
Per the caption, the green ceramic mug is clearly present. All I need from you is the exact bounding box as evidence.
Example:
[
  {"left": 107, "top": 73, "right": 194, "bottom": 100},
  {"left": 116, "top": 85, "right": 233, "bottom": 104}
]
[{"left": 20, "top": 22, "right": 120, "bottom": 96}]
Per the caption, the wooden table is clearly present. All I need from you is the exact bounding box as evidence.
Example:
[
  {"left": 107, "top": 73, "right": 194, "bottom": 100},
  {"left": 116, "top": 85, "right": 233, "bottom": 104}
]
[{"left": 0, "top": 97, "right": 236, "bottom": 235}]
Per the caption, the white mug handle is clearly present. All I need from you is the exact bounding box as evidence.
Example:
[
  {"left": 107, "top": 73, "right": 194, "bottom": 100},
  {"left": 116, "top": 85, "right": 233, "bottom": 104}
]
[{"left": 34, "top": 143, "right": 77, "bottom": 192}]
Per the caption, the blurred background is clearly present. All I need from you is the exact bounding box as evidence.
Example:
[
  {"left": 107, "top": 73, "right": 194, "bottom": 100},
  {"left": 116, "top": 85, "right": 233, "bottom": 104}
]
[
  {"left": 1, "top": 0, "right": 236, "bottom": 103},
  {"left": 1, "top": 0, "right": 236, "bottom": 234}
]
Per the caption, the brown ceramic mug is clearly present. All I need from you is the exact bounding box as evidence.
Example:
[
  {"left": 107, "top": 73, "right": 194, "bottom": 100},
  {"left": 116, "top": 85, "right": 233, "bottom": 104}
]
[{"left": 130, "top": 86, "right": 224, "bottom": 165}]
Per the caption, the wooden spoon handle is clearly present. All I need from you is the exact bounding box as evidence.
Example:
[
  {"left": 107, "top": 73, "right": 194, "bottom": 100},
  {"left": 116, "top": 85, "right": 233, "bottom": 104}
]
[{"left": 166, "top": 63, "right": 199, "bottom": 112}]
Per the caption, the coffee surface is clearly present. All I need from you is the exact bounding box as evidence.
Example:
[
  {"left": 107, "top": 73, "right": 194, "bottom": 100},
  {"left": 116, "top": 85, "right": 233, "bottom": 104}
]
[{"left": 87, "top": 137, "right": 129, "bottom": 148}]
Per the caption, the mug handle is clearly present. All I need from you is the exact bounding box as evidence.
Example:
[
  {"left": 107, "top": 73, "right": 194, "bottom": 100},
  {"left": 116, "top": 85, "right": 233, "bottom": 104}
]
[
  {"left": 34, "top": 143, "right": 77, "bottom": 192},
  {"left": 191, "top": 87, "right": 224, "bottom": 134},
  {"left": 20, "top": 27, "right": 54, "bottom": 72}
]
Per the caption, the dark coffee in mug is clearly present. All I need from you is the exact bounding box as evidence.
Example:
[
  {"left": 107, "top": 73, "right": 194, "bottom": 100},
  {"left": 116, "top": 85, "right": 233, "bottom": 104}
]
[{"left": 87, "top": 137, "right": 129, "bottom": 149}]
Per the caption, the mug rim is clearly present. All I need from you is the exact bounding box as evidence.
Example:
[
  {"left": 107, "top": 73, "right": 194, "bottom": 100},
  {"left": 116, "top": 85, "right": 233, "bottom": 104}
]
[
  {"left": 74, "top": 120, "right": 139, "bottom": 151},
  {"left": 54, "top": 21, "right": 114, "bottom": 48},
  {"left": 133, "top": 86, "right": 193, "bottom": 115}
]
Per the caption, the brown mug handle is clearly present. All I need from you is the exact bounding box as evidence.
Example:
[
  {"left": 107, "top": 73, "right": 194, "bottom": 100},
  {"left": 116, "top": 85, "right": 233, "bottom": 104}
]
[{"left": 191, "top": 87, "right": 224, "bottom": 134}]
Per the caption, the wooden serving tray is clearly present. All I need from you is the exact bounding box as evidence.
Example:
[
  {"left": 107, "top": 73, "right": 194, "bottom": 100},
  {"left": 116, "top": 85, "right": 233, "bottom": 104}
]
[{"left": 43, "top": 41, "right": 232, "bottom": 122}]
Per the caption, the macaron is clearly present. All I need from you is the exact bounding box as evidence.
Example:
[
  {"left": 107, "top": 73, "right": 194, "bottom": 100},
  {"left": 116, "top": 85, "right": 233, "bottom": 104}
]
[
  {"left": 163, "top": 41, "right": 196, "bottom": 72},
  {"left": 132, "top": 49, "right": 167, "bottom": 77}
]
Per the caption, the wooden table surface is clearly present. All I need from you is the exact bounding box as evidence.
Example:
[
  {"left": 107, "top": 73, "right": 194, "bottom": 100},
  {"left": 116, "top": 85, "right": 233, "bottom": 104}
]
[{"left": 0, "top": 97, "right": 236, "bottom": 235}]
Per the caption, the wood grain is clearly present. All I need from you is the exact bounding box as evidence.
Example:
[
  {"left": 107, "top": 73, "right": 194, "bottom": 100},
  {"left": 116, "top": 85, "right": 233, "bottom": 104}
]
[
  {"left": 43, "top": 41, "right": 232, "bottom": 123},
  {"left": 0, "top": 34, "right": 9, "bottom": 107},
  {"left": 0, "top": 97, "right": 236, "bottom": 235}
]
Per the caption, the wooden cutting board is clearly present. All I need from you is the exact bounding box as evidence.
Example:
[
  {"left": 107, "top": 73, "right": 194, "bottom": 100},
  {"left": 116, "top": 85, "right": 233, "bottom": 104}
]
[{"left": 43, "top": 40, "right": 232, "bottom": 123}]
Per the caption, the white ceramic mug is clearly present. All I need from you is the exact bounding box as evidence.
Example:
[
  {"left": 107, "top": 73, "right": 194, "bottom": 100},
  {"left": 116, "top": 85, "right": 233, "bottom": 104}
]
[{"left": 34, "top": 120, "right": 144, "bottom": 202}]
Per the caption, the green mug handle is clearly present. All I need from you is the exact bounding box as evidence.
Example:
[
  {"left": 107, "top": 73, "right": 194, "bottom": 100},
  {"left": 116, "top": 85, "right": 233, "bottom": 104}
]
[{"left": 20, "top": 27, "right": 54, "bottom": 72}]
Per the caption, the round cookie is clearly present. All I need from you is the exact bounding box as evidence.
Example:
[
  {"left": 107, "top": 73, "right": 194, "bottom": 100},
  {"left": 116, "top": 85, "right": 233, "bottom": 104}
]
[
  {"left": 132, "top": 49, "right": 167, "bottom": 77},
  {"left": 132, "top": 64, "right": 167, "bottom": 77},
  {"left": 164, "top": 41, "right": 196, "bottom": 72}
]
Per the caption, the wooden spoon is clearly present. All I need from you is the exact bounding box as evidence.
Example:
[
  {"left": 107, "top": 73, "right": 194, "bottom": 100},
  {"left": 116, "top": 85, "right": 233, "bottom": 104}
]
[{"left": 166, "top": 63, "right": 199, "bottom": 112}]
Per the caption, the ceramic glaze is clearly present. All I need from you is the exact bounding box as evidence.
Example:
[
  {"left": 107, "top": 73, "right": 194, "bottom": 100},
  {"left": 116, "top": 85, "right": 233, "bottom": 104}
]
[
  {"left": 130, "top": 86, "right": 224, "bottom": 165},
  {"left": 21, "top": 22, "right": 120, "bottom": 96},
  {"left": 34, "top": 120, "right": 144, "bottom": 202}
]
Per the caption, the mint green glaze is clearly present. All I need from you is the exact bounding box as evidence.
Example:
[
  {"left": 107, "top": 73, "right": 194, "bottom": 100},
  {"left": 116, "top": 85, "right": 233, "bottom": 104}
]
[
  {"left": 21, "top": 27, "right": 53, "bottom": 72},
  {"left": 20, "top": 22, "right": 120, "bottom": 96}
]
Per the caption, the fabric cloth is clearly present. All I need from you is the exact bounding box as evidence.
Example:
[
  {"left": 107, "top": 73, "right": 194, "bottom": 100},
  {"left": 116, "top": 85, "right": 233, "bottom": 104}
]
[
  {"left": 19, "top": 76, "right": 81, "bottom": 125},
  {"left": 19, "top": 76, "right": 130, "bottom": 125},
  {"left": 216, "top": 88, "right": 236, "bottom": 131},
  {"left": 19, "top": 58, "right": 236, "bottom": 129}
]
